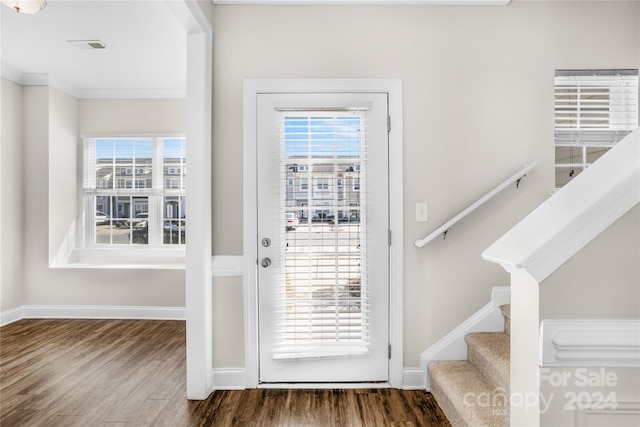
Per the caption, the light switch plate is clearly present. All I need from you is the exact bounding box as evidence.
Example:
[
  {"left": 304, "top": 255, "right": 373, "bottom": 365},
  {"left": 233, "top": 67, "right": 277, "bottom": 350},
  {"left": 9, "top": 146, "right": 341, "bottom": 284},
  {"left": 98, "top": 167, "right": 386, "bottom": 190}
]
[{"left": 416, "top": 203, "right": 428, "bottom": 222}]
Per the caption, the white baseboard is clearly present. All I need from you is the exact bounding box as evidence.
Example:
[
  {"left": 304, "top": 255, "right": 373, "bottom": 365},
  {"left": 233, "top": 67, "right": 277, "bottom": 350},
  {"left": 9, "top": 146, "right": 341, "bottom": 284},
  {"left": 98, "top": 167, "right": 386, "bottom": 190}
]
[
  {"left": 210, "top": 368, "right": 428, "bottom": 390},
  {"left": 213, "top": 368, "right": 247, "bottom": 390},
  {"left": 0, "top": 306, "right": 24, "bottom": 326},
  {"left": 541, "top": 319, "right": 640, "bottom": 367},
  {"left": 1, "top": 305, "right": 186, "bottom": 326},
  {"left": 402, "top": 368, "right": 426, "bottom": 390},
  {"left": 420, "top": 286, "right": 510, "bottom": 390}
]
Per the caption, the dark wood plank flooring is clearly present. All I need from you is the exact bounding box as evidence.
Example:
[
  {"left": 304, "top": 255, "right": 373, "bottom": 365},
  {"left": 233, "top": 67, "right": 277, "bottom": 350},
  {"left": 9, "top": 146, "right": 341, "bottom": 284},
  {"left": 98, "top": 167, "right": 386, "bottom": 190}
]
[{"left": 1, "top": 319, "right": 451, "bottom": 426}]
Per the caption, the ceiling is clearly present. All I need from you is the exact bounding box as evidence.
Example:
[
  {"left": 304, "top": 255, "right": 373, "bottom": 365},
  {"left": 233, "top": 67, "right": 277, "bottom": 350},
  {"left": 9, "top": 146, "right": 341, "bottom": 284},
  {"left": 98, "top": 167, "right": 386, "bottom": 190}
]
[
  {"left": 1, "top": 0, "right": 187, "bottom": 98},
  {"left": 1, "top": 0, "right": 512, "bottom": 98}
]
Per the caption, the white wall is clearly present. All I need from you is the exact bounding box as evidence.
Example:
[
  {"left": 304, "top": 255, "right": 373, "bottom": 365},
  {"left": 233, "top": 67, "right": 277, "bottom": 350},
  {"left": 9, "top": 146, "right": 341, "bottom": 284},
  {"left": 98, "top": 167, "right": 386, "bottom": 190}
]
[
  {"left": 540, "top": 367, "right": 640, "bottom": 427},
  {"left": 0, "top": 78, "right": 24, "bottom": 313},
  {"left": 210, "top": 1, "right": 640, "bottom": 368},
  {"left": 538, "top": 204, "right": 640, "bottom": 427},
  {"left": 212, "top": 276, "right": 245, "bottom": 367},
  {"left": 78, "top": 99, "right": 186, "bottom": 134},
  {"left": 49, "top": 89, "right": 79, "bottom": 267},
  {"left": 541, "top": 205, "right": 640, "bottom": 319},
  {"left": 18, "top": 90, "right": 187, "bottom": 308}
]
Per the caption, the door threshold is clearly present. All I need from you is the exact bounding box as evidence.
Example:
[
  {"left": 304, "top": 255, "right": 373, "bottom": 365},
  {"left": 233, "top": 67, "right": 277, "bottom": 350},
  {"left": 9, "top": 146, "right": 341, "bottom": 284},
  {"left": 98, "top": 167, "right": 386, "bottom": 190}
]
[{"left": 258, "top": 382, "right": 391, "bottom": 389}]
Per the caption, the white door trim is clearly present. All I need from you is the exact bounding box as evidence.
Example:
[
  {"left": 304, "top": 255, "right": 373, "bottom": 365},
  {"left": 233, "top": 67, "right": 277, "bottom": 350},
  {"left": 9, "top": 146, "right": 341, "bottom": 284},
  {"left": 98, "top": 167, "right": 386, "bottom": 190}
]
[{"left": 243, "top": 79, "right": 403, "bottom": 388}]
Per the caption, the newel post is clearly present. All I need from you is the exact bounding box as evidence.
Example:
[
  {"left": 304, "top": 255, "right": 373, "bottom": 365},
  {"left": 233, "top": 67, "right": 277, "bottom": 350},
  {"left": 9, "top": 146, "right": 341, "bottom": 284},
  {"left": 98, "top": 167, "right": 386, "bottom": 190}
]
[{"left": 510, "top": 274, "right": 541, "bottom": 427}]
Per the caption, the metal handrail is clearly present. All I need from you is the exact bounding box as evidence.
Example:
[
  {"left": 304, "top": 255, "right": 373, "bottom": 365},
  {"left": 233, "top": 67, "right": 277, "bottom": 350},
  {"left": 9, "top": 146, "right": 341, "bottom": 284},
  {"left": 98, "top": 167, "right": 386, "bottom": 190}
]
[{"left": 414, "top": 160, "right": 540, "bottom": 248}]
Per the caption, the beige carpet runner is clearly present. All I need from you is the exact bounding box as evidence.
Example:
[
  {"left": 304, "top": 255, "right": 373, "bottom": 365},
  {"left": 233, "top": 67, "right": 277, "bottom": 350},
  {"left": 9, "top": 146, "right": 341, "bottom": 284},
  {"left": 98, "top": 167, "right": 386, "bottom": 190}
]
[{"left": 429, "top": 305, "right": 511, "bottom": 427}]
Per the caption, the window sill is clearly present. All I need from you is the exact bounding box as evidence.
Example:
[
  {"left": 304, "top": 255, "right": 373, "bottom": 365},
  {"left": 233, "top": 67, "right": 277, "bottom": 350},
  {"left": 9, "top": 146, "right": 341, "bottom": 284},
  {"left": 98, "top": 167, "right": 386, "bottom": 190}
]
[{"left": 52, "top": 248, "right": 186, "bottom": 270}]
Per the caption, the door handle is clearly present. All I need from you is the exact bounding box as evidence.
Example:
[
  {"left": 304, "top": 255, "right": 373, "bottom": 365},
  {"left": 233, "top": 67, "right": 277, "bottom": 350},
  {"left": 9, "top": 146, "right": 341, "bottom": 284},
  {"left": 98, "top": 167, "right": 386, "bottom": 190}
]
[{"left": 261, "top": 257, "right": 272, "bottom": 268}]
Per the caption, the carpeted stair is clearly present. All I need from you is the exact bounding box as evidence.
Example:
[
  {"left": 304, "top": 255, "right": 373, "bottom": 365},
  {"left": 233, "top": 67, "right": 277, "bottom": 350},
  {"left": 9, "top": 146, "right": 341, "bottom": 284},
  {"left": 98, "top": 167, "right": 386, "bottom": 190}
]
[{"left": 428, "top": 304, "right": 511, "bottom": 427}]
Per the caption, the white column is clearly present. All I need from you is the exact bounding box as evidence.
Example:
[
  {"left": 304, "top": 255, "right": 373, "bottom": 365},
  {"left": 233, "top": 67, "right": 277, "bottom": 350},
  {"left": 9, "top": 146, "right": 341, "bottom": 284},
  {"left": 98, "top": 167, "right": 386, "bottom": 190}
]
[{"left": 185, "top": 28, "right": 213, "bottom": 399}]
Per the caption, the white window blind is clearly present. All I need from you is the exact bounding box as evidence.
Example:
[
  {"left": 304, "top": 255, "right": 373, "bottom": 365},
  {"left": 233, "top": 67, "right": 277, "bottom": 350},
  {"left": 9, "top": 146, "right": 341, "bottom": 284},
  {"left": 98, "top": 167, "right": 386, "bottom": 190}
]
[
  {"left": 273, "top": 112, "right": 371, "bottom": 360},
  {"left": 554, "top": 69, "right": 639, "bottom": 187}
]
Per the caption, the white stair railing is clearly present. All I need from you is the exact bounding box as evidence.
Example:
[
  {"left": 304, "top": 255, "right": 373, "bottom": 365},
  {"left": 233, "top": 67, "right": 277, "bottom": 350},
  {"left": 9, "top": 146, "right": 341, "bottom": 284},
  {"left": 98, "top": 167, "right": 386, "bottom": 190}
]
[
  {"left": 414, "top": 160, "right": 540, "bottom": 248},
  {"left": 482, "top": 128, "right": 639, "bottom": 427}
]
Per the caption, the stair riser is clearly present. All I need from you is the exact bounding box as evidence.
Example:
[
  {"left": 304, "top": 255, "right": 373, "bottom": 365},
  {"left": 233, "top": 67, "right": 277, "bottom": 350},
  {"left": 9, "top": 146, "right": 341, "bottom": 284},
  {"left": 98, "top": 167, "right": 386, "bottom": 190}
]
[
  {"left": 430, "top": 375, "right": 469, "bottom": 427},
  {"left": 466, "top": 343, "right": 510, "bottom": 392},
  {"left": 429, "top": 360, "right": 509, "bottom": 427},
  {"left": 500, "top": 304, "right": 510, "bottom": 336}
]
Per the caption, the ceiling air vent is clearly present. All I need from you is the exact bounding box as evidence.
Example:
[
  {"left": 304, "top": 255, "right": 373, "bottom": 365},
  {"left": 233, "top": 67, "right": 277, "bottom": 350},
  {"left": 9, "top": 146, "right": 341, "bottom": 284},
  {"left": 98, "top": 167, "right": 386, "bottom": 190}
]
[{"left": 67, "top": 40, "right": 108, "bottom": 50}]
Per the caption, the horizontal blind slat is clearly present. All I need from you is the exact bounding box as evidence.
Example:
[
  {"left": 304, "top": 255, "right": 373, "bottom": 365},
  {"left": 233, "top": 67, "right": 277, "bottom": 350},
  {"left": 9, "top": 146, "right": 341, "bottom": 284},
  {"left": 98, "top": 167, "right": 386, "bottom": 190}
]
[{"left": 554, "top": 72, "right": 638, "bottom": 147}]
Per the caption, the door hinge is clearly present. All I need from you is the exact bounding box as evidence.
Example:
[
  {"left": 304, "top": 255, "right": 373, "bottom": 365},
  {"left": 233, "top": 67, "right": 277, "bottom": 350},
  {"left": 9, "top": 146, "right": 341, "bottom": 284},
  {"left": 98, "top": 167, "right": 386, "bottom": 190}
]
[
  {"left": 388, "top": 344, "right": 392, "bottom": 359},
  {"left": 387, "top": 115, "right": 391, "bottom": 133},
  {"left": 388, "top": 229, "right": 392, "bottom": 247}
]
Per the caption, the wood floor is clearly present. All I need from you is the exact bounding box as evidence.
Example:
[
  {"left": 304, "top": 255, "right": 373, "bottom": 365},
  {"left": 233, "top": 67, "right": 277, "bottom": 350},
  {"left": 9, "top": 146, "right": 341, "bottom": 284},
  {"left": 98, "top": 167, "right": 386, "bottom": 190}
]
[{"left": 1, "top": 319, "right": 451, "bottom": 426}]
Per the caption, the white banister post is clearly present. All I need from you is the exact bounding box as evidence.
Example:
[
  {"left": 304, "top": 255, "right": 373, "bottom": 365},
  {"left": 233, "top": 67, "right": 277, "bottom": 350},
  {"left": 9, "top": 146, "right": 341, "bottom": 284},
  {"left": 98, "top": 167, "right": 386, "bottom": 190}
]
[{"left": 510, "top": 274, "right": 540, "bottom": 427}]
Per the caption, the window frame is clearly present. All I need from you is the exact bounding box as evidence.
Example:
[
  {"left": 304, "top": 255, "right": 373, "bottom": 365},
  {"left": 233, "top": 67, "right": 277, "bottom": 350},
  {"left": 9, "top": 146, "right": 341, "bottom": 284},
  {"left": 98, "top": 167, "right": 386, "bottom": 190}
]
[
  {"left": 81, "top": 135, "right": 187, "bottom": 254},
  {"left": 314, "top": 177, "right": 330, "bottom": 192}
]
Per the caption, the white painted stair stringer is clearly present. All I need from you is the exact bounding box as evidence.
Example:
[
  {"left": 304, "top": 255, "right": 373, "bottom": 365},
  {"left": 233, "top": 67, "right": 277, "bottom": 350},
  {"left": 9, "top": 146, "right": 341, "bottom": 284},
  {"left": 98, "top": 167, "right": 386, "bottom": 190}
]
[{"left": 420, "top": 286, "right": 510, "bottom": 391}]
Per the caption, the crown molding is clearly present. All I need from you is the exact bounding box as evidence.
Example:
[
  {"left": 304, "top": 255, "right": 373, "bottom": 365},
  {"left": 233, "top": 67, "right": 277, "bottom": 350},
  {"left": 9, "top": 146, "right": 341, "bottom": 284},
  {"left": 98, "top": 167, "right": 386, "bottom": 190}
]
[
  {"left": 78, "top": 88, "right": 186, "bottom": 99},
  {"left": 1, "top": 72, "right": 185, "bottom": 99},
  {"left": 212, "top": 0, "right": 511, "bottom": 5}
]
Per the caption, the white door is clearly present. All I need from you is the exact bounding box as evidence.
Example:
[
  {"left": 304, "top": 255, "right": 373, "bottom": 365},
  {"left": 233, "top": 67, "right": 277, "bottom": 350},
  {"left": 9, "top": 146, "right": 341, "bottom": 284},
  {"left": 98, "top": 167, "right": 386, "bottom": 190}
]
[{"left": 257, "top": 93, "right": 389, "bottom": 383}]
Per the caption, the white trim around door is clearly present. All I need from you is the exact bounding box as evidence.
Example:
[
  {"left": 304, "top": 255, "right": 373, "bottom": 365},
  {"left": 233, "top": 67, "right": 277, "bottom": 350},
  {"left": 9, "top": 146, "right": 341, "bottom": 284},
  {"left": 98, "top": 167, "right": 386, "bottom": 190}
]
[{"left": 243, "top": 79, "right": 403, "bottom": 388}]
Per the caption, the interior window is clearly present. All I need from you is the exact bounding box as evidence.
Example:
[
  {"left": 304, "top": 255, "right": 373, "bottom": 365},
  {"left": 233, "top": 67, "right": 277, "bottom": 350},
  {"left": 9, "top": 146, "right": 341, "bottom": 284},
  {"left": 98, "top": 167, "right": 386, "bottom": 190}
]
[{"left": 554, "top": 69, "right": 638, "bottom": 188}]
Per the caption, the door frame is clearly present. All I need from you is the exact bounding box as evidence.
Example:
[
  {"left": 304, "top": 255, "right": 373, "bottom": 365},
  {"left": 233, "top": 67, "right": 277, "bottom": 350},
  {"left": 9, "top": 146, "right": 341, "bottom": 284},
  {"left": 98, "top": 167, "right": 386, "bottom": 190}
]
[{"left": 243, "top": 79, "right": 403, "bottom": 388}]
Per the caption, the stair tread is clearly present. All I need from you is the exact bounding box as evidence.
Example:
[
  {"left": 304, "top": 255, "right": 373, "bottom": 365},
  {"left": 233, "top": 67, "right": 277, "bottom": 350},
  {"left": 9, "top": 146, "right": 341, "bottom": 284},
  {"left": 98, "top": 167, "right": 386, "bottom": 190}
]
[
  {"left": 465, "top": 332, "right": 510, "bottom": 391},
  {"left": 429, "top": 360, "right": 508, "bottom": 427}
]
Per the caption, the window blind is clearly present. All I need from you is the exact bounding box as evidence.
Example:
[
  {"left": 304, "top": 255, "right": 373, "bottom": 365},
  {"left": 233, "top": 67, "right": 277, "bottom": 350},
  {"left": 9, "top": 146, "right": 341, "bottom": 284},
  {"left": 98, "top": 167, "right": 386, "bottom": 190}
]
[
  {"left": 272, "top": 112, "right": 371, "bottom": 360},
  {"left": 555, "top": 69, "right": 638, "bottom": 146},
  {"left": 554, "top": 69, "right": 638, "bottom": 187}
]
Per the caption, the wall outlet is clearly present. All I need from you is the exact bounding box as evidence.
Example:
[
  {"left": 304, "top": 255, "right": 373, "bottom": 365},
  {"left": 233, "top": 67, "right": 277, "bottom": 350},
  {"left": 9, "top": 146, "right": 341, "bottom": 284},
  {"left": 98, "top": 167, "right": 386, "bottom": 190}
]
[{"left": 416, "top": 202, "right": 428, "bottom": 223}]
